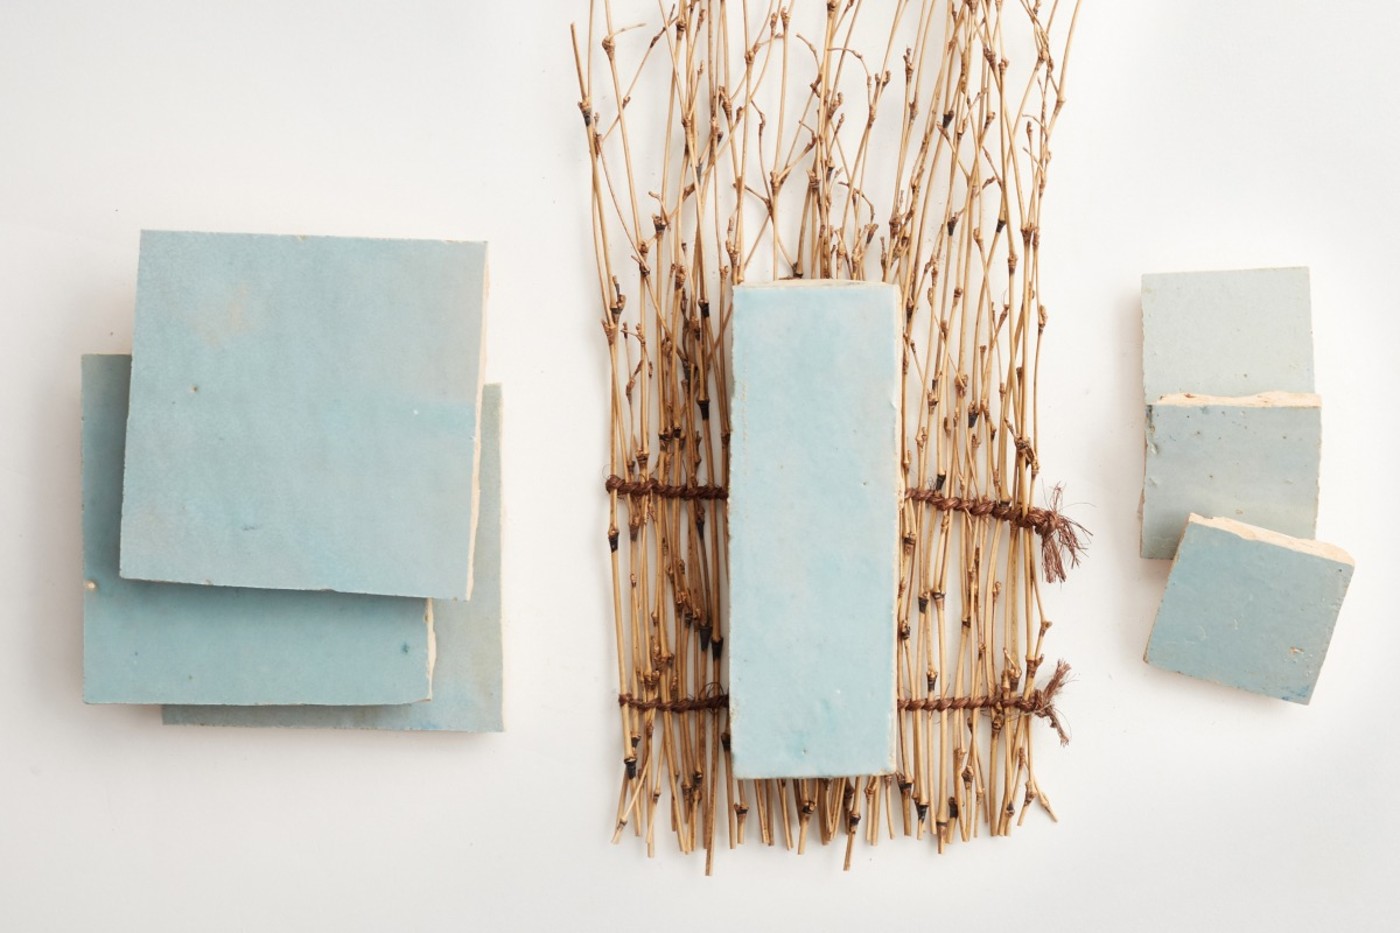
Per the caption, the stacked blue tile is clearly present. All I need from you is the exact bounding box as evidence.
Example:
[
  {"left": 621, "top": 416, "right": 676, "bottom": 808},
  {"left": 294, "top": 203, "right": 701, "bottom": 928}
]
[
  {"left": 120, "top": 231, "right": 488, "bottom": 600},
  {"left": 162, "top": 385, "right": 505, "bottom": 731},
  {"left": 82, "top": 355, "right": 435, "bottom": 706}
]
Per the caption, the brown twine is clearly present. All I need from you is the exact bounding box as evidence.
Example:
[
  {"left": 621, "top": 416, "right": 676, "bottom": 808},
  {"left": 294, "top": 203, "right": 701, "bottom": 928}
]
[
  {"left": 604, "top": 474, "right": 1088, "bottom": 582},
  {"left": 618, "top": 660, "right": 1071, "bottom": 746},
  {"left": 605, "top": 475, "right": 728, "bottom": 501},
  {"left": 899, "top": 660, "right": 1071, "bottom": 746},
  {"left": 618, "top": 693, "right": 729, "bottom": 713},
  {"left": 907, "top": 483, "right": 1088, "bottom": 584}
]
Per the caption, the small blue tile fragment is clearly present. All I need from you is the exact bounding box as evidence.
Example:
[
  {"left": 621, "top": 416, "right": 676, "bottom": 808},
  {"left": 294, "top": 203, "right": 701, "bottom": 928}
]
[
  {"left": 728, "top": 281, "right": 900, "bottom": 779},
  {"left": 82, "top": 355, "right": 433, "bottom": 706},
  {"left": 161, "top": 385, "right": 505, "bottom": 732},
  {"left": 1145, "top": 514, "right": 1353, "bottom": 704}
]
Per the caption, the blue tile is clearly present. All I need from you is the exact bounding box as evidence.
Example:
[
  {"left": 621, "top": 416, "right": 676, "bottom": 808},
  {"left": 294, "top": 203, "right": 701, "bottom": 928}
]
[
  {"left": 1146, "top": 515, "right": 1352, "bottom": 704},
  {"left": 82, "top": 355, "right": 433, "bottom": 705},
  {"left": 728, "top": 281, "right": 900, "bottom": 779},
  {"left": 1141, "top": 393, "right": 1320, "bottom": 559},
  {"left": 120, "top": 231, "right": 487, "bottom": 599},
  {"left": 1142, "top": 267, "right": 1313, "bottom": 404},
  {"left": 161, "top": 385, "right": 505, "bottom": 731}
]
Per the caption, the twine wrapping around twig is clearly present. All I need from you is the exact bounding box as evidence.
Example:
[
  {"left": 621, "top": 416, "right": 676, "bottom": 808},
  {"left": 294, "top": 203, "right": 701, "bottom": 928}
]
[
  {"left": 605, "top": 475, "right": 728, "bottom": 501},
  {"left": 907, "top": 483, "right": 1088, "bottom": 584},
  {"left": 618, "top": 660, "right": 1071, "bottom": 746},
  {"left": 617, "top": 693, "right": 729, "bottom": 713},
  {"left": 604, "top": 475, "right": 1088, "bottom": 582},
  {"left": 899, "top": 660, "right": 1071, "bottom": 745}
]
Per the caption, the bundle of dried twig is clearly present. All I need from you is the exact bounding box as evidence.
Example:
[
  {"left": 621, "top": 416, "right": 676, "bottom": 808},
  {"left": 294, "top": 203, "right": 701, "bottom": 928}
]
[{"left": 573, "top": 0, "right": 1084, "bottom": 873}]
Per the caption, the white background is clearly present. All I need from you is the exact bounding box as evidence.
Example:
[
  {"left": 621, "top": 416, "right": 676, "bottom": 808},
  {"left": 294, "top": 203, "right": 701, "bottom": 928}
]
[{"left": 2, "top": 2, "right": 1397, "bottom": 930}]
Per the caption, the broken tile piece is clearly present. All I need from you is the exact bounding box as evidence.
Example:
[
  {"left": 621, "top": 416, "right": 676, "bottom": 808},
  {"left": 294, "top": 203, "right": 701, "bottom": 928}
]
[
  {"left": 161, "top": 384, "right": 505, "bottom": 732},
  {"left": 119, "top": 231, "right": 487, "bottom": 600},
  {"left": 83, "top": 355, "right": 434, "bottom": 706},
  {"left": 1141, "top": 267, "right": 1314, "bottom": 404},
  {"left": 1141, "top": 392, "right": 1320, "bottom": 559},
  {"left": 1145, "top": 514, "right": 1352, "bottom": 704},
  {"left": 728, "top": 281, "right": 900, "bottom": 779}
]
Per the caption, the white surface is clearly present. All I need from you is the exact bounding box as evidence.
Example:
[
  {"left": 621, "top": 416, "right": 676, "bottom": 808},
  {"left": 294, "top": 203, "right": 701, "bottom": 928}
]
[{"left": 1, "top": 2, "right": 1396, "bottom": 930}]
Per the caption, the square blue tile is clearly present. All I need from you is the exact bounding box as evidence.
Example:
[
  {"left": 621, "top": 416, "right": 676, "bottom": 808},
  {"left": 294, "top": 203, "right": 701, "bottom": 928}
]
[
  {"left": 120, "top": 231, "right": 487, "bottom": 599},
  {"left": 161, "top": 385, "right": 505, "bottom": 731},
  {"left": 1141, "top": 393, "right": 1320, "bottom": 559},
  {"left": 83, "top": 355, "right": 434, "bottom": 706},
  {"left": 1146, "top": 514, "right": 1353, "bottom": 704},
  {"left": 1141, "top": 267, "right": 1314, "bottom": 405}
]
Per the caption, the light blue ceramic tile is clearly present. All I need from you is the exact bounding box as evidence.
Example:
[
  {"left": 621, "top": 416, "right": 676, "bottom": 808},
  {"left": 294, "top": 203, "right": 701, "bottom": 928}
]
[
  {"left": 1142, "top": 267, "right": 1313, "bottom": 404},
  {"left": 728, "top": 281, "right": 900, "bottom": 779},
  {"left": 82, "top": 355, "right": 433, "bottom": 705},
  {"left": 161, "top": 385, "right": 504, "bottom": 732},
  {"left": 1146, "top": 515, "right": 1353, "bottom": 704},
  {"left": 120, "top": 231, "right": 487, "bottom": 599},
  {"left": 1141, "top": 394, "right": 1320, "bottom": 559}
]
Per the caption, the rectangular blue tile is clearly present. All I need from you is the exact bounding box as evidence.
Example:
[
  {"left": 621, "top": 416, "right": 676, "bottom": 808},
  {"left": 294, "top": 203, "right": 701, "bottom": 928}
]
[
  {"left": 83, "top": 355, "right": 434, "bottom": 705},
  {"left": 120, "top": 231, "right": 487, "bottom": 599},
  {"left": 728, "top": 281, "right": 900, "bottom": 779},
  {"left": 161, "top": 385, "right": 505, "bottom": 731},
  {"left": 1146, "top": 514, "right": 1353, "bottom": 704}
]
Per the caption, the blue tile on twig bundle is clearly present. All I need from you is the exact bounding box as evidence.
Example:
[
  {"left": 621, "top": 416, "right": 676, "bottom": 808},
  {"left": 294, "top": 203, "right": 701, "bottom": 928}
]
[
  {"left": 82, "top": 355, "right": 434, "bottom": 706},
  {"left": 120, "top": 231, "right": 487, "bottom": 599},
  {"left": 727, "top": 281, "right": 900, "bottom": 779}
]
